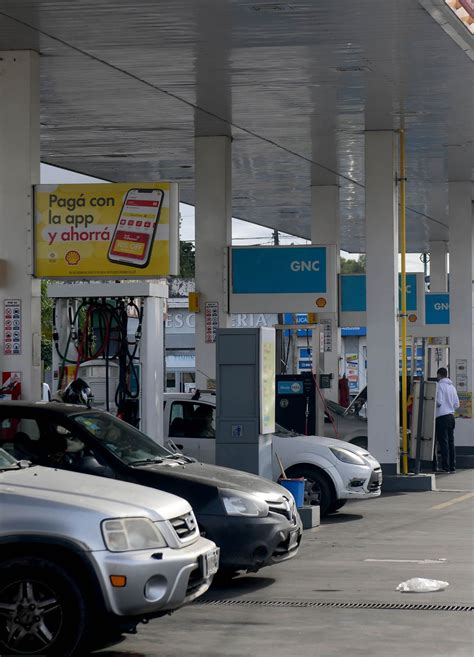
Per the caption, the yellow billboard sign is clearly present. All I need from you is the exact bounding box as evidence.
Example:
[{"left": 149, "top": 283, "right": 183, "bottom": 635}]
[{"left": 34, "top": 183, "right": 179, "bottom": 279}]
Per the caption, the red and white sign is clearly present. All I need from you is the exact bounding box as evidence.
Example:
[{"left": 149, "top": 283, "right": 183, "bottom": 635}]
[
  {"left": 0, "top": 371, "right": 22, "bottom": 401},
  {"left": 205, "top": 302, "right": 219, "bottom": 344},
  {"left": 3, "top": 300, "right": 22, "bottom": 356}
]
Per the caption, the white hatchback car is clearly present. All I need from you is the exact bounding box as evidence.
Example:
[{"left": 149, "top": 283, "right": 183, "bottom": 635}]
[{"left": 163, "top": 393, "right": 382, "bottom": 516}]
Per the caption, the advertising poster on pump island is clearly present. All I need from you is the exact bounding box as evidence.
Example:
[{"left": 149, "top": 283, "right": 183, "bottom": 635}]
[{"left": 34, "top": 182, "right": 179, "bottom": 278}]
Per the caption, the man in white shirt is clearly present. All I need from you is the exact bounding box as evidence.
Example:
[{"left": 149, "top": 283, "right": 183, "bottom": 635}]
[{"left": 434, "top": 367, "right": 460, "bottom": 473}]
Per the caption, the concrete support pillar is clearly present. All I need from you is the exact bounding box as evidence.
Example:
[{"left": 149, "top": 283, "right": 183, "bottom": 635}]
[
  {"left": 448, "top": 182, "right": 473, "bottom": 448},
  {"left": 311, "top": 184, "right": 341, "bottom": 403},
  {"left": 429, "top": 241, "right": 448, "bottom": 292},
  {"left": 194, "top": 136, "right": 232, "bottom": 389},
  {"left": 365, "top": 131, "right": 399, "bottom": 472},
  {"left": 0, "top": 51, "right": 41, "bottom": 401},
  {"left": 142, "top": 293, "right": 166, "bottom": 444}
]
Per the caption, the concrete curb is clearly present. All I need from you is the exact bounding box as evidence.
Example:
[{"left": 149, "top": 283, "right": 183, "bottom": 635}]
[
  {"left": 456, "top": 455, "right": 474, "bottom": 468},
  {"left": 382, "top": 474, "right": 435, "bottom": 492},
  {"left": 298, "top": 505, "right": 320, "bottom": 529}
]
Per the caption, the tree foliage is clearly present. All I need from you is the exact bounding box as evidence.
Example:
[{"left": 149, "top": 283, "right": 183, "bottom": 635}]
[
  {"left": 41, "top": 280, "right": 54, "bottom": 369},
  {"left": 180, "top": 241, "right": 195, "bottom": 278},
  {"left": 340, "top": 254, "right": 366, "bottom": 274}
]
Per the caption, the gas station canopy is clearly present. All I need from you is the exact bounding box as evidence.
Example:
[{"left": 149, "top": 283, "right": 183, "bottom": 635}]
[{"left": 0, "top": 0, "right": 472, "bottom": 252}]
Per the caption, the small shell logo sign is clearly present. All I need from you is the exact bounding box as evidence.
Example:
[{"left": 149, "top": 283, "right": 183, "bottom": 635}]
[
  {"left": 408, "top": 313, "right": 417, "bottom": 323},
  {"left": 65, "top": 250, "right": 81, "bottom": 265},
  {"left": 315, "top": 297, "right": 327, "bottom": 308}
]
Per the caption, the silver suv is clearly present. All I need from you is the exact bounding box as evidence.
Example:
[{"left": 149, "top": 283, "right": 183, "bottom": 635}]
[{"left": 0, "top": 448, "right": 219, "bottom": 656}]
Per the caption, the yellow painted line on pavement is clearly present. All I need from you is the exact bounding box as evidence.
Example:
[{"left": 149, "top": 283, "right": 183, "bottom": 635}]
[{"left": 431, "top": 492, "right": 474, "bottom": 510}]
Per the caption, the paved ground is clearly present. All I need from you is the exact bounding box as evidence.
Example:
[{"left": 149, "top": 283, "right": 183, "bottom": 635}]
[{"left": 95, "top": 470, "right": 474, "bottom": 657}]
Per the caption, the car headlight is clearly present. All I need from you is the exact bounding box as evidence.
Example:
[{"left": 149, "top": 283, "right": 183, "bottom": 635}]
[
  {"left": 329, "top": 447, "right": 367, "bottom": 466},
  {"left": 221, "top": 489, "right": 269, "bottom": 517},
  {"left": 102, "top": 517, "right": 167, "bottom": 552}
]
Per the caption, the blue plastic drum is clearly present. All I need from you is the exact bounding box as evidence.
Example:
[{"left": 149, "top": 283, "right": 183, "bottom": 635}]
[{"left": 278, "top": 478, "right": 305, "bottom": 508}]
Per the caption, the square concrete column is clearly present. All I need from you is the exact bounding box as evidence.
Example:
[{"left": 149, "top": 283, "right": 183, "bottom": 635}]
[
  {"left": 429, "top": 241, "right": 448, "bottom": 292},
  {"left": 365, "top": 131, "right": 400, "bottom": 472},
  {"left": 311, "top": 184, "right": 341, "bottom": 403},
  {"left": 0, "top": 51, "right": 41, "bottom": 401},
  {"left": 194, "top": 136, "right": 232, "bottom": 389},
  {"left": 448, "top": 182, "right": 473, "bottom": 449}
]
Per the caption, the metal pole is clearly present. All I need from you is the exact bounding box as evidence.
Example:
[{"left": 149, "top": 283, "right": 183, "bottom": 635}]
[
  {"left": 414, "top": 338, "right": 426, "bottom": 474},
  {"left": 410, "top": 337, "right": 416, "bottom": 397},
  {"left": 273, "top": 229, "right": 285, "bottom": 374},
  {"left": 399, "top": 129, "right": 409, "bottom": 475}
]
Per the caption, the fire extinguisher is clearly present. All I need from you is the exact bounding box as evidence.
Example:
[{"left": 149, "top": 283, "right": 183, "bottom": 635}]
[{"left": 338, "top": 374, "right": 350, "bottom": 407}]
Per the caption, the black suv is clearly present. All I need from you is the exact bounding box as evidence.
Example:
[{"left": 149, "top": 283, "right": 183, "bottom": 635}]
[{"left": 0, "top": 402, "right": 302, "bottom": 575}]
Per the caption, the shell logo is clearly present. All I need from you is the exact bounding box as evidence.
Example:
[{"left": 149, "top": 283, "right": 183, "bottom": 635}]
[
  {"left": 315, "top": 297, "right": 327, "bottom": 308},
  {"left": 408, "top": 313, "right": 417, "bottom": 323},
  {"left": 65, "top": 250, "right": 81, "bottom": 265}
]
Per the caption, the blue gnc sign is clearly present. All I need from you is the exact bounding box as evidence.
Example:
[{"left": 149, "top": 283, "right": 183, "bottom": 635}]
[
  {"left": 425, "top": 293, "right": 450, "bottom": 325},
  {"left": 229, "top": 245, "right": 337, "bottom": 313},
  {"left": 339, "top": 274, "right": 418, "bottom": 313},
  {"left": 232, "top": 246, "right": 327, "bottom": 294}
]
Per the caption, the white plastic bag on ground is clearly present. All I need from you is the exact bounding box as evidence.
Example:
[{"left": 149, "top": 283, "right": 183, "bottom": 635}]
[{"left": 396, "top": 578, "right": 449, "bottom": 593}]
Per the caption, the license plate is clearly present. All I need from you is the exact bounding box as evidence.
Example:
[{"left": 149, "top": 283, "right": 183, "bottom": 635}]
[
  {"left": 288, "top": 529, "right": 300, "bottom": 551},
  {"left": 202, "top": 548, "right": 220, "bottom": 577}
]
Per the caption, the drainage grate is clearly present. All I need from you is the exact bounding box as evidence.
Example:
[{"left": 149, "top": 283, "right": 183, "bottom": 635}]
[{"left": 195, "top": 598, "right": 474, "bottom": 613}]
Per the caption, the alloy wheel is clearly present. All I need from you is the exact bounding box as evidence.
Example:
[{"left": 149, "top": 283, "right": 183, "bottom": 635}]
[
  {"left": 304, "top": 477, "right": 322, "bottom": 506},
  {"left": 0, "top": 579, "right": 63, "bottom": 654}
]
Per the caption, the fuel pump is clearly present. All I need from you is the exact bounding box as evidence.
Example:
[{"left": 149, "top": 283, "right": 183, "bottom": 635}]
[
  {"left": 52, "top": 296, "right": 144, "bottom": 423},
  {"left": 426, "top": 343, "right": 450, "bottom": 378},
  {"left": 274, "top": 318, "right": 334, "bottom": 437},
  {"left": 276, "top": 373, "right": 316, "bottom": 435},
  {"left": 48, "top": 281, "right": 167, "bottom": 443}
]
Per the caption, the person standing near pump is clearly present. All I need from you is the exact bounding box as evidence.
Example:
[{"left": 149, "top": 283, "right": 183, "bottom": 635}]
[{"left": 434, "top": 367, "right": 460, "bottom": 473}]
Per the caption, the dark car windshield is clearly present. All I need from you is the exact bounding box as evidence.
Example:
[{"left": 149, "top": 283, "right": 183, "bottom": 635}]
[
  {"left": 274, "top": 423, "right": 301, "bottom": 436},
  {"left": 73, "top": 412, "right": 171, "bottom": 466},
  {"left": 325, "top": 399, "right": 350, "bottom": 417},
  {"left": 0, "top": 447, "right": 24, "bottom": 471}
]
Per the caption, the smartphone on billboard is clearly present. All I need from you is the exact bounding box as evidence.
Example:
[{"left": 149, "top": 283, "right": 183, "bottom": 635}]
[{"left": 107, "top": 188, "right": 164, "bottom": 268}]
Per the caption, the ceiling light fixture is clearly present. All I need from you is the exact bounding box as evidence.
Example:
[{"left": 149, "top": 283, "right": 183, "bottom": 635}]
[
  {"left": 333, "top": 66, "right": 371, "bottom": 73},
  {"left": 251, "top": 3, "right": 293, "bottom": 11}
]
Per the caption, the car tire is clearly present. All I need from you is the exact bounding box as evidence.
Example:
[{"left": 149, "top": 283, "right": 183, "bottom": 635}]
[
  {"left": 285, "top": 466, "right": 334, "bottom": 517},
  {"left": 0, "top": 557, "right": 88, "bottom": 656},
  {"left": 213, "top": 568, "right": 239, "bottom": 584},
  {"left": 327, "top": 499, "right": 347, "bottom": 514},
  {"left": 88, "top": 631, "right": 127, "bottom": 652}
]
